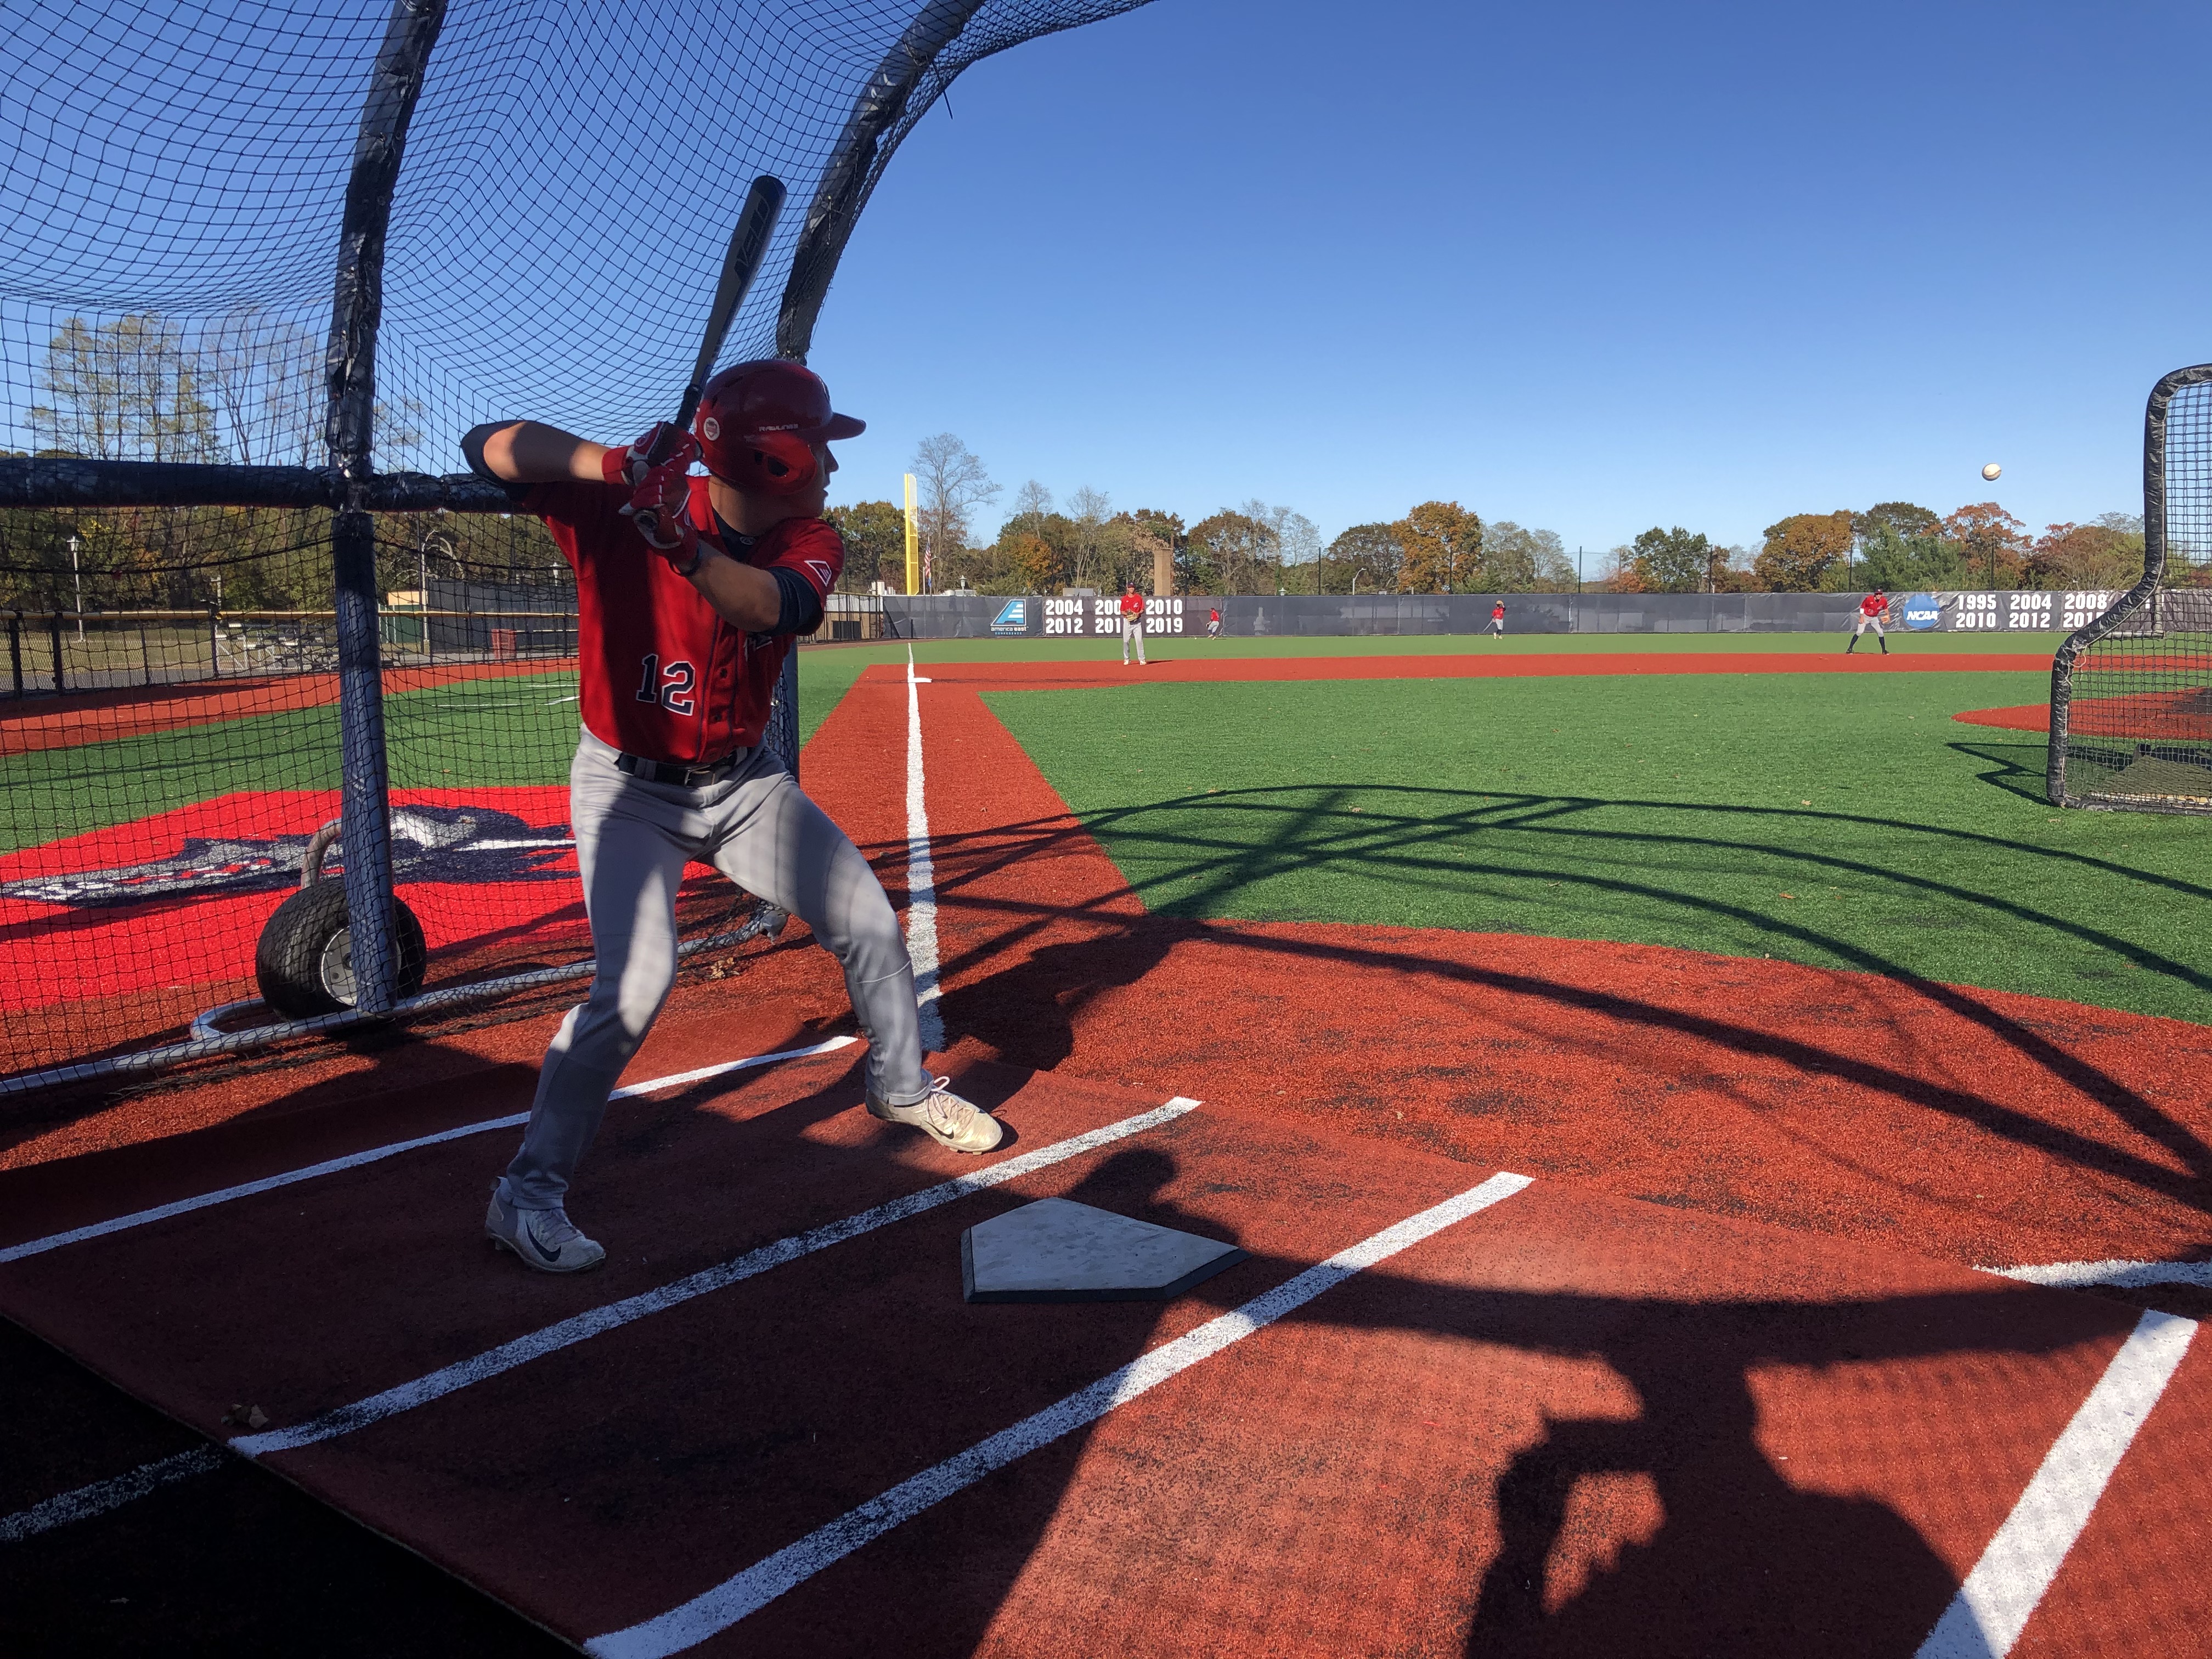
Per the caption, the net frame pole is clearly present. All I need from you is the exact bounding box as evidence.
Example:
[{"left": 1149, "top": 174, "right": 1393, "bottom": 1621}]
[
  {"left": 323, "top": 0, "right": 451, "bottom": 1012},
  {"left": 2049, "top": 362, "right": 2212, "bottom": 809},
  {"left": 776, "top": 0, "right": 989, "bottom": 360}
]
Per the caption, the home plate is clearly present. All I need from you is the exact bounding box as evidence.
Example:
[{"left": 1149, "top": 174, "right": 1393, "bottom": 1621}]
[{"left": 961, "top": 1198, "right": 1249, "bottom": 1303}]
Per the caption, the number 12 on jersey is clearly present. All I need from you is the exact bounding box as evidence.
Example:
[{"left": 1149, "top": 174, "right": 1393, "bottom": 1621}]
[{"left": 635, "top": 653, "right": 698, "bottom": 715}]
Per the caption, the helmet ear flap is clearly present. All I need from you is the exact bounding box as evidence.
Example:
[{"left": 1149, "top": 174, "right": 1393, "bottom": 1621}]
[{"left": 743, "top": 431, "right": 817, "bottom": 495}]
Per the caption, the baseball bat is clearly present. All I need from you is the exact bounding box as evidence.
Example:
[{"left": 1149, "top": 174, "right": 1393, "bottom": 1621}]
[{"left": 645, "top": 173, "right": 788, "bottom": 470}]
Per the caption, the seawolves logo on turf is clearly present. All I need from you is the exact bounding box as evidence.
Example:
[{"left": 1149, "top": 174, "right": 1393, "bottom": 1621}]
[{"left": 0, "top": 805, "right": 574, "bottom": 907}]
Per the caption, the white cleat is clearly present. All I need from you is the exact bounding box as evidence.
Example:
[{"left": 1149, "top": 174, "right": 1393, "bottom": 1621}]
[
  {"left": 485, "top": 1187, "right": 607, "bottom": 1273},
  {"left": 867, "top": 1076, "right": 1005, "bottom": 1154}
]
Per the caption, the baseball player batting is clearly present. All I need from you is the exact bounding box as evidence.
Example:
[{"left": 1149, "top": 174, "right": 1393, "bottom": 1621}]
[{"left": 461, "top": 360, "right": 1001, "bottom": 1274}]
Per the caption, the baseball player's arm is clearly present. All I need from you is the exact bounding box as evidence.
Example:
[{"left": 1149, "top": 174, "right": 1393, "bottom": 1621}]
[{"left": 461, "top": 421, "right": 611, "bottom": 483}]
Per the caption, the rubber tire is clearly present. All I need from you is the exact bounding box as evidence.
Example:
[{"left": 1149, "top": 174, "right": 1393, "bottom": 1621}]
[{"left": 254, "top": 882, "right": 428, "bottom": 1018}]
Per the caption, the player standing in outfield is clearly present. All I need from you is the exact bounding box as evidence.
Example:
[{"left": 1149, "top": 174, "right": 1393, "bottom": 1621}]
[
  {"left": 1206, "top": 605, "right": 1222, "bottom": 639},
  {"left": 1489, "top": 600, "right": 1506, "bottom": 639},
  {"left": 1119, "top": 583, "right": 1148, "bottom": 665},
  {"left": 460, "top": 360, "right": 1001, "bottom": 1275},
  {"left": 1847, "top": 586, "right": 1891, "bottom": 655}
]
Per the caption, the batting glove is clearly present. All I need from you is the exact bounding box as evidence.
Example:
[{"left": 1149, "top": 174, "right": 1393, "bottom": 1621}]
[
  {"left": 600, "top": 423, "right": 699, "bottom": 490},
  {"left": 623, "top": 455, "right": 703, "bottom": 572}
]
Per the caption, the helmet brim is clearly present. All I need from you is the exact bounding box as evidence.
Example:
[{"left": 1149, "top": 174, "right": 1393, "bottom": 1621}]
[{"left": 799, "top": 413, "right": 865, "bottom": 442}]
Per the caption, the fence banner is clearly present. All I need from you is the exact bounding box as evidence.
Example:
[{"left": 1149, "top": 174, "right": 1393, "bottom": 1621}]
[{"left": 861, "top": 590, "right": 2116, "bottom": 641}]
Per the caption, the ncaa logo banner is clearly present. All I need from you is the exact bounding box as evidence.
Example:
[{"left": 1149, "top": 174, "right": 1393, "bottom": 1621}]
[
  {"left": 1901, "top": 592, "right": 1942, "bottom": 630},
  {"left": 991, "top": 599, "right": 1030, "bottom": 635}
]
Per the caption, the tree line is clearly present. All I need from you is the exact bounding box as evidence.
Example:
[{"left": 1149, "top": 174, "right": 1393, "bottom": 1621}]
[
  {"left": 1600, "top": 504, "right": 2149, "bottom": 595},
  {"left": 4, "top": 322, "right": 2160, "bottom": 610},
  {"left": 838, "top": 434, "right": 2152, "bottom": 599}
]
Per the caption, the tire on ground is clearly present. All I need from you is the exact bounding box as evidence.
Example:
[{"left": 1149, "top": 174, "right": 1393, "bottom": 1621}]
[{"left": 254, "top": 882, "right": 428, "bottom": 1018}]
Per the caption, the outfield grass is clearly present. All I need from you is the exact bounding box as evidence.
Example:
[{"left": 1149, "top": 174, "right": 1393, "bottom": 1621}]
[
  {"left": 794, "top": 630, "right": 2062, "bottom": 747},
  {"left": 983, "top": 669, "right": 2212, "bottom": 1025}
]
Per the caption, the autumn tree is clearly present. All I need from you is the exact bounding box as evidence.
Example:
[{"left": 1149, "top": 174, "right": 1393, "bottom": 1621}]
[
  {"left": 1322, "top": 522, "right": 1402, "bottom": 593},
  {"left": 1396, "top": 500, "right": 1482, "bottom": 593},
  {"left": 1854, "top": 501, "right": 1940, "bottom": 544},
  {"left": 1185, "top": 509, "right": 1277, "bottom": 594},
  {"left": 1754, "top": 510, "right": 1854, "bottom": 591},
  {"left": 1628, "top": 526, "right": 1714, "bottom": 593},
  {"left": 825, "top": 500, "right": 907, "bottom": 592},
  {"left": 910, "top": 433, "right": 998, "bottom": 592},
  {"left": 1067, "top": 485, "right": 1113, "bottom": 587},
  {"left": 2029, "top": 518, "right": 2143, "bottom": 590},
  {"left": 1940, "top": 501, "right": 2030, "bottom": 590}
]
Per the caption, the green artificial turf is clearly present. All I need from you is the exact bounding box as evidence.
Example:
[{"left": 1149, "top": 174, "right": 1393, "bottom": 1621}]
[
  {"left": 0, "top": 673, "right": 583, "bottom": 854},
  {"left": 982, "top": 670, "right": 2212, "bottom": 1025},
  {"left": 793, "top": 630, "right": 2060, "bottom": 749}
]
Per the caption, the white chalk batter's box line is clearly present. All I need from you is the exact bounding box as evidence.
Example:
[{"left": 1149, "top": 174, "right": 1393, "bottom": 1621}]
[
  {"left": 0, "top": 1036, "right": 863, "bottom": 1268},
  {"left": 0, "top": 1094, "right": 1206, "bottom": 1543}
]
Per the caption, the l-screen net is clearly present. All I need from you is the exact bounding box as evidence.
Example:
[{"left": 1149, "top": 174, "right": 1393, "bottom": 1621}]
[
  {"left": 2050, "top": 366, "right": 2212, "bottom": 812},
  {"left": 2, "top": 0, "right": 1152, "bottom": 1080}
]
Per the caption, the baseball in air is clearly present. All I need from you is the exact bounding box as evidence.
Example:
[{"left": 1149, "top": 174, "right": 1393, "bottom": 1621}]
[{"left": 1982, "top": 462, "right": 2002, "bottom": 481}]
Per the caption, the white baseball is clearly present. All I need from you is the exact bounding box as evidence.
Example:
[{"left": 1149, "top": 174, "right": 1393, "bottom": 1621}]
[{"left": 1982, "top": 462, "right": 2001, "bottom": 481}]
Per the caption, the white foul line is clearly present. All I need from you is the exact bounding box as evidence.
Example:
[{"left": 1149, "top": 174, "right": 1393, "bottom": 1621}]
[
  {"left": 0, "top": 1037, "right": 859, "bottom": 1268},
  {"left": 905, "top": 647, "right": 945, "bottom": 1053},
  {"left": 229, "top": 1099, "right": 1199, "bottom": 1458},
  {"left": 1916, "top": 1308, "right": 2198, "bottom": 1659},
  {"left": 1980, "top": 1257, "right": 2212, "bottom": 1292},
  {"left": 582, "top": 1170, "right": 1534, "bottom": 1659},
  {"left": 0, "top": 1446, "right": 226, "bottom": 1543}
]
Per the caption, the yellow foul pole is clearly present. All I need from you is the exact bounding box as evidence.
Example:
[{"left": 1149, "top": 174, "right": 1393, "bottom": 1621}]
[{"left": 902, "top": 473, "right": 919, "bottom": 595}]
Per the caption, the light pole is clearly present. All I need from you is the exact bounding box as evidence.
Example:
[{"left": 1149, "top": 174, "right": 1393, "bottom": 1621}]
[{"left": 67, "top": 534, "right": 82, "bottom": 638}]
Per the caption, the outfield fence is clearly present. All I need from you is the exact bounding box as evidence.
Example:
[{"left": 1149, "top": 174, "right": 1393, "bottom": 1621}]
[{"left": 862, "top": 588, "right": 2120, "bottom": 640}]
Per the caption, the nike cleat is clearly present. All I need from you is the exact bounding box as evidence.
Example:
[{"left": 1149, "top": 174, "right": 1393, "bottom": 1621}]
[
  {"left": 485, "top": 1187, "right": 607, "bottom": 1273},
  {"left": 866, "top": 1076, "right": 1005, "bottom": 1154}
]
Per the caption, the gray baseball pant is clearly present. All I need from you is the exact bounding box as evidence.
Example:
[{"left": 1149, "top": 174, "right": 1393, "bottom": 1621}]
[
  {"left": 1121, "top": 614, "right": 1146, "bottom": 664},
  {"left": 499, "top": 728, "right": 932, "bottom": 1211}
]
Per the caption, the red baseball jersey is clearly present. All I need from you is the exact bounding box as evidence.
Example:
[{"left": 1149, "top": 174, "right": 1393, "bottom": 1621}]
[
  {"left": 1492, "top": 602, "right": 1505, "bottom": 617},
  {"left": 1860, "top": 594, "right": 1887, "bottom": 617},
  {"left": 525, "top": 475, "right": 843, "bottom": 763},
  {"left": 1120, "top": 591, "right": 1145, "bottom": 619}
]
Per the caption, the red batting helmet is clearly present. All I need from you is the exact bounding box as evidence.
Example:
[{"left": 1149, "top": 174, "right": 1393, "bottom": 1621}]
[{"left": 693, "top": 359, "right": 864, "bottom": 495}]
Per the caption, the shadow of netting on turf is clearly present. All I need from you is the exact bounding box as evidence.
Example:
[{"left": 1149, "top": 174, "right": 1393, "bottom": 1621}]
[
  {"left": 2050, "top": 365, "right": 2212, "bottom": 812},
  {"left": 0, "top": 0, "right": 1155, "bottom": 1079}
]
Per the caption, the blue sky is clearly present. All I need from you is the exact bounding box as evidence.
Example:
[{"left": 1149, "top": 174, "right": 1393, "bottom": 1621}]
[{"left": 810, "top": 0, "right": 2210, "bottom": 553}]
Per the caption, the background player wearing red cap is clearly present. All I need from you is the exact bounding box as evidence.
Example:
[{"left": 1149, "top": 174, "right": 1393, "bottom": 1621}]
[
  {"left": 1848, "top": 587, "right": 1892, "bottom": 655},
  {"left": 461, "top": 360, "right": 1000, "bottom": 1274},
  {"left": 1118, "top": 583, "right": 1147, "bottom": 665}
]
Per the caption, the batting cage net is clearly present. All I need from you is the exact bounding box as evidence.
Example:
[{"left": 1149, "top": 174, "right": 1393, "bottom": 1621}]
[
  {"left": 2049, "top": 364, "right": 2212, "bottom": 814},
  {"left": 2, "top": 0, "right": 1150, "bottom": 1085}
]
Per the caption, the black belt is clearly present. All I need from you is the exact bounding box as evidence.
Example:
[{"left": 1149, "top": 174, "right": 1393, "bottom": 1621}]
[{"left": 614, "top": 748, "right": 747, "bottom": 787}]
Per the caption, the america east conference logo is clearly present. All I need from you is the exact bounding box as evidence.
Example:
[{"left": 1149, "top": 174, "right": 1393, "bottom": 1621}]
[
  {"left": 0, "top": 805, "right": 574, "bottom": 907},
  {"left": 991, "top": 599, "right": 1029, "bottom": 635}
]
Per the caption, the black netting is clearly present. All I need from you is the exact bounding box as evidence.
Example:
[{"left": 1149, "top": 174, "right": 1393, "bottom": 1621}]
[
  {"left": 2052, "top": 371, "right": 2212, "bottom": 812},
  {"left": 1, "top": 0, "right": 1143, "bottom": 1079}
]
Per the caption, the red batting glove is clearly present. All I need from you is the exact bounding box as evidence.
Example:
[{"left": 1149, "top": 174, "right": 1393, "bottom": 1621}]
[
  {"left": 622, "top": 455, "right": 702, "bottom": 572},
  {"left": 600, "top": 423, "right": 699, "bottom": 490}
]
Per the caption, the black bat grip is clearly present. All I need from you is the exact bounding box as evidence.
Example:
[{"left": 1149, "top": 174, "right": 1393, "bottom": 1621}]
[{"left": 644, "top": 385, "right": 704, "bottom": 469}]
